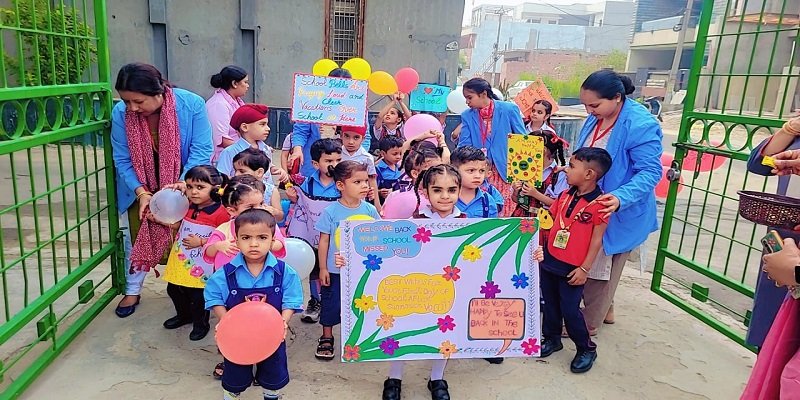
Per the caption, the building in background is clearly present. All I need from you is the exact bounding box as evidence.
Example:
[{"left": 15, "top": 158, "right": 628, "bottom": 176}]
[
  {"left": 107, "top": 0, "right": 464, "bottom": 107},
  {"left": 460, "top": 1, "right": 634, "bottom": 83}
]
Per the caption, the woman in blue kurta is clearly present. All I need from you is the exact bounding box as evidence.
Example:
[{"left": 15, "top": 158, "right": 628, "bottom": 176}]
[
  {"left": 575, "top": 70, "right": 664, "bottom": 334},
  {"left": 457, "top": 78, "right": 527, "bottom": 216},
  {"left": 745, "top": 115, "right": 800, "bottom": 349},
  {"left": 110, "top": 63, "right": 213, "bottom": 318}
]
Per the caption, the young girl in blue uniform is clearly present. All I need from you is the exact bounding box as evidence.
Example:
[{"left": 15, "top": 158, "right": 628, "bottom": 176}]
[
  {"left": 314, "top": 161, "right": 381, "bottom": 360},
  {"left": 204, "top": 208, "right": 303, "bottom": 400}
]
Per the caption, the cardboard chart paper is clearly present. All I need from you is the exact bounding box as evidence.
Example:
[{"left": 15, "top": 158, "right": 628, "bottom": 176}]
[
  {"left": 162, "top": 220, "right": 216, "bottom": 288},
  {"left": 513, "top": 78, "right": 559, "bottom": 118},
  {"left": 409, "top": 83, "right": 451, "bottom": 113},
  {"left": 291, "top": 73, "right": 368, "bottom": 127},
  {"left": 340, "top": 218, "right": 541, "bottom": 362},
  {"left": 507, "top": 134, "right": 545, "bottom": 186}
]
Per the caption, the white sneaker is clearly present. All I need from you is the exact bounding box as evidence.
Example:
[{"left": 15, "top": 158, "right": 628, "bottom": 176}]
[{"left": 301, "top": 298, "right": 320, "bottom": 323}]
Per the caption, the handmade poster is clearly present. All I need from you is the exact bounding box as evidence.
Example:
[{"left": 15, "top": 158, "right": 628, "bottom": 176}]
[
  {"left": 340, "top": 218, "right": 541, "bottom": 362},
  {"left": 291, "top": 73, "right": 368, "bottom": 127},
  {"left": 409, "top": 83, "right": 451, "bottom": 113},
  {"left": 162, "top": 220, "right": 216, "bottom": 288},
  {"left": 507, "top": 134, "right": 545, "bottom": 186},
  {"left": 513, "top": 78, "right": 559, "bottom": 118}
]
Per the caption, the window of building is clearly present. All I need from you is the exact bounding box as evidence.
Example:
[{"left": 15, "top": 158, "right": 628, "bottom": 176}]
[
  {"left": 529, "top": 18, "right": 541, "bottom": 23},
  {"left": 325, "top": 0, "right": 365, "bottom": 64},
  {"left": 548, "top": 20, "right": 557, "bottom": 24}
]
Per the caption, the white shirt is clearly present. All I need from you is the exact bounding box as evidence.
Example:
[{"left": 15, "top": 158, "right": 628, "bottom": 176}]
[
  {"left": 342, "top": 146, "right": 377, "bottom": 176},
  {"left": 418, "top": 206, "right": 463, "bottom": 219}
]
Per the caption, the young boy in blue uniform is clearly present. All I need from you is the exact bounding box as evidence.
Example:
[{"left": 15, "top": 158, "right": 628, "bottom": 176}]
[
  {"left": 451, "top": 146, "right": 499, "bottom": 218},
  {"left": 540, "top": 147, "right": 611, "bottom": 374},
  {"left": 204, "top": 208, "right": 303, "bottom": 400},
  {"left": 375, "top": 135, "right": 405, "bottom": 204}
]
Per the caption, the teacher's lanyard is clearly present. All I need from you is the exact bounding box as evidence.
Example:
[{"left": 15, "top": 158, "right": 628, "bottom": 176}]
[
  {"left": 589, "top": 119, "right": 614, "bottom": 147},
  {"left": 479, "top": 118, "right": 490, "bottom": 147}
]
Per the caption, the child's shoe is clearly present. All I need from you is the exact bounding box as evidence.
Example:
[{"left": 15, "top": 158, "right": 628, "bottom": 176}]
[
  {"left": 301, "top": 297, "right": 321, "bottom": 323},
  {"left": 570, "top": 350, "right": 597, "bottom": 373},
  {"left": 189, "top": 322, "right": 210, "bottom": 341},
  {"left": 263, "top": 388, "right": 280, "bottom": 399},
  {"left": 382, "top": 378, "right": 402, "bottom": 400},
  {"left": 427, "top": 379, "right": 450, "bottom": 400}
]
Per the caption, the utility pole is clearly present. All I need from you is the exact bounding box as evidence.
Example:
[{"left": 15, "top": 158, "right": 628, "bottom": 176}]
[
  {"left": 664, "top": 0, "right": 695, "bottom": 106},
  {"left": 490, "top": 6, "right": 511, "bottom": 86}
]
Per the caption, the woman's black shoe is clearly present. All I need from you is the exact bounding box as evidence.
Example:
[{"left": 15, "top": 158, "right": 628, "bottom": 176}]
[{"left": 163, "top": 315, "right": 191, "bottom": 329}]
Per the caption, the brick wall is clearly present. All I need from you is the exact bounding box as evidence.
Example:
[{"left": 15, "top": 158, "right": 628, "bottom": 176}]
[{"left": 500, "top": 50, "right": 606, "bottom": 84}]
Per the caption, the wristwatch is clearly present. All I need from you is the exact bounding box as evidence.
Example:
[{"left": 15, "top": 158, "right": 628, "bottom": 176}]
[{"left": 795, "top": 265, "right": 800, "bottom": 285}]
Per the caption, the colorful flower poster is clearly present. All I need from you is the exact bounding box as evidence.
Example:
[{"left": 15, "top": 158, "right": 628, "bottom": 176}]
[
  {"left": 340, "top": 218, "right": 541, "bottom": 362},
  {"left": 507, "top": 134, "right": 545, "bottom": 186}
]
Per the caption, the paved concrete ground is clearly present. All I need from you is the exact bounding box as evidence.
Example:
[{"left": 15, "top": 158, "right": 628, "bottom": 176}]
[{"left": 22, "top": 266, "right": 754, "bottom": 400}]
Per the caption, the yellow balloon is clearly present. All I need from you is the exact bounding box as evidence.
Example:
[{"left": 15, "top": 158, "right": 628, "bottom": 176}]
[
  {"left": 342, "top": 58, "right": 372, "bottom": 80},
  {"left": 538, "top": 208, "right": 554, "bottom": 230},
  {"left": 312, "top": 58, "right": 339, "bottom": 76},
  {"left": 368, "top": 71, "right": 398, "bottom": 96},
  {"left": 334, "top": 215, "right": 375, "bottom": 249}
]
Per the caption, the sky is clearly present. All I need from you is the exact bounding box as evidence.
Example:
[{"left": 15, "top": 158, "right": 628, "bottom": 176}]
[{"left": 462, "top": 0, "right": 610, "bottom": 25}]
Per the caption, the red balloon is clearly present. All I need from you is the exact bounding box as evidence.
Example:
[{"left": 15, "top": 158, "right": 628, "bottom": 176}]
[
  {"left": 661, "top": 153, "right": 673, "bottom": 166},
  {"left": 395, "top": 67, "right": 420, "bottom": 93},
  {"left": 216, "top": 301, "right": 284, "bottom": 365},
  {"left": 655, "top": 166, "right": 683, "bottom": 199}
]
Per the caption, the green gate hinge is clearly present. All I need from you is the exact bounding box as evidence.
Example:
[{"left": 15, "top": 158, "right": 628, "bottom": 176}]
[
  {"left": 744, "top": 309, "right": 753, "bottom": 328},
  {"left": 36, "top": 312, "right": 56, "bottom": 341},
  {"left": 691, "top": 283, "right": 709, "bottom": 302},
  {"left": 78, "top": 280, "right": 94, "bottom": 304}
]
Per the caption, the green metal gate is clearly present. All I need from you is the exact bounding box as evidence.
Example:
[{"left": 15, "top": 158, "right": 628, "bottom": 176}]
[
  {"left": 653, "top": 0, "right": 799, "bottom": 352},
  {"left": 0, "top": 0, "right": 120, "bottom": 398}
]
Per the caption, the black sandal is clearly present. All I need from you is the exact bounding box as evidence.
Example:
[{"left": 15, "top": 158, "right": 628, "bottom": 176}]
[
  {"left": 212, "top": 362, "right": 224, "bottom": 379},
  {"left": 382, "top": 378, "right": 402, "bottom": 400},
  {"left": 315, "top": 336, "right": 335, "bottom": 361},
  {"left": 428, "top": 379, "right": 450, "bottom": 400}
]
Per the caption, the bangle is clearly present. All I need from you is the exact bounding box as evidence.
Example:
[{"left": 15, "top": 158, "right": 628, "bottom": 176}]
[
  {"left": 580, "top": 267, "right": 589, "bottom": 274},
  {"left": 136, "top": 191, "right": 152, "bottom": 200},
  {"left": 783, "top": 121, "right": 800, "bottom": 136}
]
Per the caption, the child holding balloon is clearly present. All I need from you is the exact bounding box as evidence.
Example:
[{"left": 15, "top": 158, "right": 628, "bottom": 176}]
[
  {"left": 203, "top": 174, "right": 286, "bottom": 379},
  {"left": 374, "top": 92, "right": 411, "bottom": 140},
  {"left": 314, "top": 161, "right": 380, "bottom": 360},
  {"left": 161, "top": 165, "right": 231, "bottom": 341},
  {"left": 381, "top": 142, "right": 443, "bottom": 219},
  {"left": 204, "top": 208, "right": 303, "bottom": 400}
]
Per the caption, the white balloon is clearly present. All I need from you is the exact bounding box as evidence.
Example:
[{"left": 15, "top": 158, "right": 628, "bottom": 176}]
[
  {"left": 283, "top": 238, "right": 316, "bottom": 278},
  {"left": 447, "top": 87, "right": 468, "bottom": 114},
  {"left": 149, "top": 189, "right": 189, "bottom": 224},
  {"left": 492, "top": 87, "right": 505, "bottom": 101}
]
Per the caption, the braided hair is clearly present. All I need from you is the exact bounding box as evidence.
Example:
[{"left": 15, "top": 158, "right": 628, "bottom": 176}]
[
  {"left": 184, "top": 165, "right": 229, "bottom": 202},
  {"left": 221, "top": 174, "right": 266, "bottom": 208},
  {"left": 530, "top": 130, "right": 567, "bottom": 167},
  {"left": 413, "top": 164, "right": 462, "bottom": 211}
]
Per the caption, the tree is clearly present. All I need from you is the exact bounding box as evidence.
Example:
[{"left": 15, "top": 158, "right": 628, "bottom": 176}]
[{"left": 1, "top": 0, "right": 97, "bottom": 86}]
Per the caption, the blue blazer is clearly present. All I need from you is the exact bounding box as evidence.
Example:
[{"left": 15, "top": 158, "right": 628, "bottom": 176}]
[
  {"left": 457, "top": 100, "right": 527, "bottom": 182},
  {"left": 111, "top": 88, "right": 213, "bottom": 213},
  {"left": 292, "top": 122, "right": 372, "bottom": 177},
  {"left": 576, "top": 98, "right": 663, "bottom": 255}
]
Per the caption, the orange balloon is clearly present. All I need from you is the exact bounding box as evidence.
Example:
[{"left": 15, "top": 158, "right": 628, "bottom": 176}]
[{"left": 216, "top": 301, "right": 284, "bottom": 365}]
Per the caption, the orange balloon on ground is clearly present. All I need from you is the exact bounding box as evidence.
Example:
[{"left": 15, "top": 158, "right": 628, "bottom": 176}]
[{"left": 216, "top": 301, "right": 284, "bottom": 365}]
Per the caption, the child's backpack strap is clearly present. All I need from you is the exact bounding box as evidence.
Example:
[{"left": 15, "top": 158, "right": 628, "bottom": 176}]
[
  {"left": 273, "top": 259, "right": 286, "bottom": 288},
  {"left": 223, "top": 263, "right": 239, "bottom": 291}
]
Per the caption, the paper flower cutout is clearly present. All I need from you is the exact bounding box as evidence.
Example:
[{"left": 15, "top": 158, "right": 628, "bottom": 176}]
[
  {"left": 442, "top": 265, "right": 461, "bottom": 282},
  {"left": 480, "top": 281, "right": 502, "bottom": 298},
  {"left": 462, "top": 245, "right": 482, "bottom": 262},
  {"left": 439, "top": 340, "right": 458, "bottom": 359},
  {"left": 363, "top": 254, "right": 383, "bottom": 271},
  {"left": 376, "top": 314, "right": 395, "bottom": 330},
  {"left": 437, "top": 315, "right": 456, "bottom": 333},
  {"left": 354, "top": 295, "right": 377, "bottom": 313},
  {"left": 413, "top": 227, "right": 433, "bottom": 243},
  {"left": 380, "top": 338, "right": 400, "bottom": 355}
]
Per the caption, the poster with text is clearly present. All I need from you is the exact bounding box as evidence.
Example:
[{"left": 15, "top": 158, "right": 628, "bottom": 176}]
[
  {"left": 409, "top": 83, "right": 451, "bottom": 113},
  {"left": 291, "top": 73, "right": 368, "bottom": 127},
  {"left": 507, "top": 134, "right": 545, "bottom": 186},
  {"left": 513, "top": 78, "right": 559, "bottom": 118},
  {"left": 340, "top": 218, "right": 541, "bottom": 362}
]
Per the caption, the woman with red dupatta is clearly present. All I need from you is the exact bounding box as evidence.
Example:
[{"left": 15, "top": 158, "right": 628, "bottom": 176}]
[
  {"left": 110, "top": 63, "right": 213, "bottom": 318},
  {"left": 456, "top": 78, "right": 527, "bottom": 217}
]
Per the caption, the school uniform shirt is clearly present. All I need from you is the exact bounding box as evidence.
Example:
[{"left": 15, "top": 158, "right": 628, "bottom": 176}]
[
  {"left": 281, "top": 135, "right": 292, "bottom": 152},
  {"left": 298, "top": 170, "right": 341, "bottom": 198},
  {"left": 203, "top": 220, "right": 287, "bottom": 270},
  {"left": 543, "top": 186, "right": 608, "bottom": 277},
  {"left": 206, "top": 89, "right": 244, "bottom": 164},
  {"left": 203, "top": 252, "right": 303, "bottom": 312},
  {"left": 481, "top": 180, "right": 506, "bottom": 212},
  {"left": 541, "top": 161, "right": 570, "bottom": 203},
  {"left": 292, "top": 122, "right": 371, "bottom": 177},
  {"left": 342, "top": 146, "right": 377, "bottom": 176},
  {"left": 216, "top": 138, "right": 274, "bottom": 177},
  {"left": 457, "top": 188, "right": 499, "bottom": 218},
  {"left": 414, "top": 206, "right": 465, "bottom": 219},
  {"left": 315, "top": 201, "right": 380, "bottom": 274},
  {"left": 376, "top": 160, "right": 403, "bottom": 189}
]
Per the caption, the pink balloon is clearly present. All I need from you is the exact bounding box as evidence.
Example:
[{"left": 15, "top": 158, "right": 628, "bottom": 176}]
[
  {"left": 403, "top": 114, "right": 441, "bottom": 144},
  {"left": 217, "top": 301, "right": 284, "bottom": 365},
  {"left": 395, "top": 67, "right": 420, "bottom": 93},
  {"left": 382, "top": 190, "right": 430, "bottom": 219},
  {"left": 661, "top": 153, "right": 673, "bottom": 166}
]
